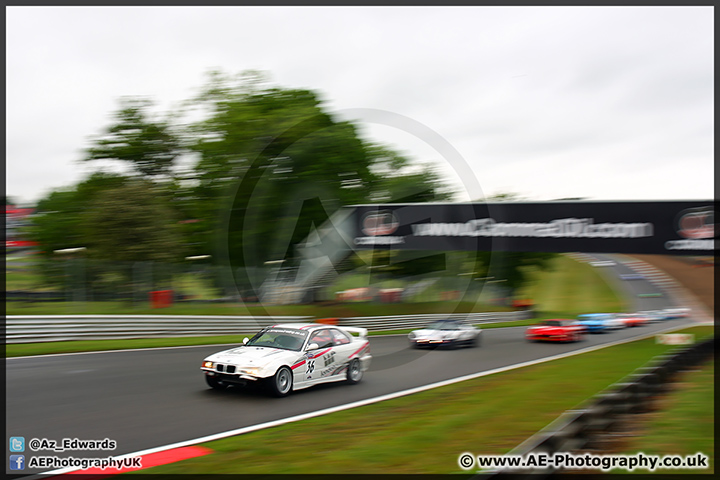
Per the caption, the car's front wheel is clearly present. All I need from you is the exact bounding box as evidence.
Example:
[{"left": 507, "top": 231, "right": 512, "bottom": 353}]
[
  {"left": 205, "top": 375, "right": 227, "bottom": 390},
  {"left": 268, "top": 366, "right": 293, "bottom": 397},
  {"left": 346, "top": 358, "right": 363, "bottom": 384}
]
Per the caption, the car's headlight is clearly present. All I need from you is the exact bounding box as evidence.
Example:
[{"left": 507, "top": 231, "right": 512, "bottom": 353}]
[
  {"left": 202, "top": 361, "right": 214, "bottom": 369},
  {"left": 408, "top": 332, "right": 416, "bottom": 339},
  {"left": 241, "top": 367, "right": 261, "bottom": 376}
]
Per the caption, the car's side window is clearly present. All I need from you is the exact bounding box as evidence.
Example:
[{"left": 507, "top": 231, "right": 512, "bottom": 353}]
[
  {"left": 330, "top": 329, "right": 351, "bottom": 345},
  {"left": 309, "top": 329, "right": 334, "bottom": 349}
]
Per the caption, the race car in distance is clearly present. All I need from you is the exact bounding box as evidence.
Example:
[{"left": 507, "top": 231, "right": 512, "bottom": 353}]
[
  {"left": 201, "top": 323, "right": 371, "bottom": 397},
  {"left": 663, "top": 307, "right": 691, "bottom": 319},
  {"left": 526, "top": 319, "right": 585, "bottom": 342},
  {"left": 614, "top": 313, "right": 648, "bottom": 327},
  {"left": 408, "top": 319, "right": 481, "bottom": 348},
  {"left": 636, "top": 310, "right": 666, "bottom": 323},
  {"left": 576, "top": 313, "right": 624, "bottom": 332}
]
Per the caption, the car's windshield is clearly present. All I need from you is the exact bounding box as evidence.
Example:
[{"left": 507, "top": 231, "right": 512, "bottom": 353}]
[{"left": 246, "top": 328, "right": 308, "bottom": 351}]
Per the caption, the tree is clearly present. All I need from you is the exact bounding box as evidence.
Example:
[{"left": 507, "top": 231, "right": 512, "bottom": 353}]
[
  {"left": 83, "top": 97, "right": 183, "bottom": 179},
  {"left": 81, "top": 180, "right": 184, "bottom": 264},
  {"left": 29, "top": 174, "right": 185, "bottom": 293},
  {"left": 185, "top": 70, "right": 455, "bottom": 295},
  {"left": 29, "top": 171, "right": 129, "bottom": 257},
  {"left": 366, "top": 145, "right": 455, "bottom": 203}
]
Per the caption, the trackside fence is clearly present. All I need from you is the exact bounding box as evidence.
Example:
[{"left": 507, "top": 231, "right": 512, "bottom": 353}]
[
  {"left": 5, "top": 312, "right": 529, "bottom": 344},
  {"left": 479, "top": 335, "right": 716, "bottom": 478},
  {"left": 4, "top": 316, "right": 312, "bottom": 344}
]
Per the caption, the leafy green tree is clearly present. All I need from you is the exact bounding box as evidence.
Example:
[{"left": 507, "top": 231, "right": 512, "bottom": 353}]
[
  {"left": 30, "top": 70, "right": 458, "bottom": 300},
  {"left": 81, "top": 180, "right": 184, "bottom": 264},
  {"left": 185, "top": 70, "right": 455, "bottom": 295},
  {"left": 29, "top": 172, "right": 129, "bottom": 257},
  {"left": 82, "top": 97, "right": 183, "bottom": 179},
  {"left": 366, "top": 145, "right": 454, "bottom": 203},
  {"left": 28, "top": 172, "right": 129, "bottom": 289}
]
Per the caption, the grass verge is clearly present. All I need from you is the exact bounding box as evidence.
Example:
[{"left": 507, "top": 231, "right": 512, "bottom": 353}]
[
  {"left": 518, "top": 254, "right": 628, "bottom": 314},
  {"left": 131, "top": 326, "right": 713, "bottom": 475}
]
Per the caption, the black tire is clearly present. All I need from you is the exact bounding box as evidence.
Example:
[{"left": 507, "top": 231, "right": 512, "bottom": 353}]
[
  {"left": 346, "top": 358, "right": 363, "bottom": 384},
  {"left": 268, "top": 366, "right": 293, "bottom": 397},
  {"left": 205, "top": 375, "right": 227, "bottom": 390}
]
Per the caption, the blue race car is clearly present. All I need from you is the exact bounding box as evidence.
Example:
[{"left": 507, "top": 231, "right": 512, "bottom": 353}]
[{"left": 576, "top": 313, "right": 611, "bottom": 333}]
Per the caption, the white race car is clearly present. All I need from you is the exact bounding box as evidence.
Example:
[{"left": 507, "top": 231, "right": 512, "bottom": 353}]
[
  {"left": 663, "top": 307, "right": 691, "bottom": 319},
  {"left": 408, "top": 319, "right": 482, "bottom": 349},
  {"left": 201, "top": 323, "right": 372, "bottom": 397}
]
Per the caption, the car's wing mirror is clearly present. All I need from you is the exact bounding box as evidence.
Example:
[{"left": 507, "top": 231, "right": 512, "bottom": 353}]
[
  {"left": 306, "top": 342, "right": 319, "bottom": 351},
  {"left": 243, "top": 337, "right": 249, "bottom": 345}
]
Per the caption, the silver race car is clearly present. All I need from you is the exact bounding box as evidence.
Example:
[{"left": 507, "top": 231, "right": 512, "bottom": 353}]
[
  {"left": 201, "top": 323, "right": 372, "bottom": 397},
  {"left": 408, "top": 319, "right": 482, "bottom": 349}
]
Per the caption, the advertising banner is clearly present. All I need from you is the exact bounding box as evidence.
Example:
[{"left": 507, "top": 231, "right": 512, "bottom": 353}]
[{"left": 351, "top": 201, "right": 715, "bottom": 255}]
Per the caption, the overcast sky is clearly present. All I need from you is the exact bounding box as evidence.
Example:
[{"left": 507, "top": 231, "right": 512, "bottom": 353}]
[{"left": 5, "top": 6, "right": 714, "bottom": 206}]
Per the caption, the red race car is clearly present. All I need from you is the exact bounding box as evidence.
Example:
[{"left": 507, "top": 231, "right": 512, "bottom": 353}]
[
  {"left": 526, "top": 319, "right": 585, "bottom": 343},
  {"left": 615, "top": 313, "right": 649, "bottom": 327}
]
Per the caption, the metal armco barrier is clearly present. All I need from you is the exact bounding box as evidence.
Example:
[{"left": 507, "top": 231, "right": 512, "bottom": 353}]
[
  {"left": 5, "top": 312, "right": 527, "bottom": 343},
  {"left": 479, "top": 335, "right": 716, "bottom": 478},
  {"left": 338, "top": 311, "right": 529, "bottom": 331},
  {"left": 4, "top": 315, "right": 312, "bottom": 343}
]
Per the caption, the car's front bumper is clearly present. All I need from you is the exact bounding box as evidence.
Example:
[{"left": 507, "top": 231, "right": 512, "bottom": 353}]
[
  {"left": 410, "top": 338, "right": 455, "bottom": 347},
  {"left": 202, "top": 367, "right": 265, "bottom": 384}
]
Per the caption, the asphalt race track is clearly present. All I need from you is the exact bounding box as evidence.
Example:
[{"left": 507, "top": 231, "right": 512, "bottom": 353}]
[{"left": 5, "top": 255, "right": 700, "bottom": 473}]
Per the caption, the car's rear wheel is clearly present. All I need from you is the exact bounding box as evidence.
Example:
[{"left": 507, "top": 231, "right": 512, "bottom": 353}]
[
  {"left": 205, "top": 375, "right": 227, "bottom": 390},
  {"left": 346, "top": 358, "right": 363, "bottom": 384},
  {"left": 268, "top": 366, "right": 293, "bottom": 397}
]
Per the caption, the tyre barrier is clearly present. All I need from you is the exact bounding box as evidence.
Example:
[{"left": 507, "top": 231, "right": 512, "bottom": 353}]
[{"left": 479, "top": 335, "right": 715, "bottom": 478}]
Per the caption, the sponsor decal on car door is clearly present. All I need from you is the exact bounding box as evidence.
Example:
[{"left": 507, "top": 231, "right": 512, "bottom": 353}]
[
  {"left": 304, "top": 329, "right": 335, "bottom": 383},
  {"left": 327, "top": 328, "right": 359, "bottom": 377}
]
